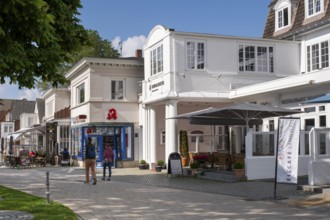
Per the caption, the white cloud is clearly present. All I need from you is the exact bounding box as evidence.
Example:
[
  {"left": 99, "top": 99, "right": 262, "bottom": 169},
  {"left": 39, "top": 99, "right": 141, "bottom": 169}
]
[
  {"left": 1, "top": 79, "right": 41, "bottom": 100},
  {"left": 112, "top": 35, "right": 146, "bottom": 58},
  {"left": 18, "top": 89, "right": 42, "bottom": 100}
]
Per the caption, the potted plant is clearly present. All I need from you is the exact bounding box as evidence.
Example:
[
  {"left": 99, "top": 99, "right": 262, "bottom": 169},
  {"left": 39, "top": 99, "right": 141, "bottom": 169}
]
[
  {"left": 190, "top": 161, "right": 199, "bottom": 176},
  {"left": 138, "top": 160, "right": 149, "bottom": 170},
  {"left": 155, "top": 160, "right": 164, "bottom": 172},
  {"left": 233, "top": 162, "right": 245, "bottom": 178},
  {"left": 180, "top": 130, "right": 189, "bottom": 166}
]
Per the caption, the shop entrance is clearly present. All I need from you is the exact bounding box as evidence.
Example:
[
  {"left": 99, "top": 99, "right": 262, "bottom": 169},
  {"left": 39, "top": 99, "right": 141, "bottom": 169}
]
[{"left": 85, "top": 126, "right": 130, "bottom": 168}]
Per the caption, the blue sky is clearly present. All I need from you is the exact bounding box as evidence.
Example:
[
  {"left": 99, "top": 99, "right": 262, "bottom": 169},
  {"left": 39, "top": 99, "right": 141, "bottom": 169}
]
[{"left": 0, "top": 0, "right": 271, "bottom": 100}]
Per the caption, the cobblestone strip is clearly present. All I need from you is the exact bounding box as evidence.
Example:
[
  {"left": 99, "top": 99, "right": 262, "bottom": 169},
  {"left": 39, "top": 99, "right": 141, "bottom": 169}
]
[{"left": 0, "top": 210, "right": 33, "bottom": 220}]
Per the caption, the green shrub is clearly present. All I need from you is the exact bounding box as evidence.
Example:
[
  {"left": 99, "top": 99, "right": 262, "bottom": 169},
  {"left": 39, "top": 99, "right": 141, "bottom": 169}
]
[
  {"left": 190, "top": 161, "right": 199, "bottom": 169},
  {"left": 234, "top": 162, "right": 244, "bottom": 169},
  {"left": 156, "top": 160, "right": 165, "bottom": 166},
  {"left": 139, "top": 160, "right": 147, "bottom": 164}
]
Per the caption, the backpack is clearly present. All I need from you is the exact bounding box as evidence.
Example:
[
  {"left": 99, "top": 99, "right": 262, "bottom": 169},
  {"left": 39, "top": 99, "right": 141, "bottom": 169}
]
[{"left": 87, "top": 144, "right": 96, "bottom": 158}]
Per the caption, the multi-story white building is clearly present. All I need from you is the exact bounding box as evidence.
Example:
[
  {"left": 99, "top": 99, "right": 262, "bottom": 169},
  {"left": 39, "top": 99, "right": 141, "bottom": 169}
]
[
  {"left": 66, "top": 56, "right": 144, "bottom": 167},
  {"left": 140, "top": 0, "right": 330, "bottom": 180}
]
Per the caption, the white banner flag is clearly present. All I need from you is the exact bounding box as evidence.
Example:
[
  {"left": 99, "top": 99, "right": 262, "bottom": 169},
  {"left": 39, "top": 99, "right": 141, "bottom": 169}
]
[{"left": 276, "top": 118, "right": 300, "bottom": 183}]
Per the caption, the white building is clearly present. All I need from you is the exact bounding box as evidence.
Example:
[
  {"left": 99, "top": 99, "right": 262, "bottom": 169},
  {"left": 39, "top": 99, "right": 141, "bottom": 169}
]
[
  {"left": 66, "top": 56, "right": 144, "bottom": 167},
  {"left": 140, "top": 0, "right": 330, "bottom": 181},
  {"left": 42, "top": 88, "right": 71, "bottom": 155}
]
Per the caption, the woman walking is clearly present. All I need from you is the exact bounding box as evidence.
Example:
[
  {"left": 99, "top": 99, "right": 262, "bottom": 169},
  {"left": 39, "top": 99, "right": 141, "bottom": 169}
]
[{"left": 102, "top": 145, "right": 114, "bottom": 181}]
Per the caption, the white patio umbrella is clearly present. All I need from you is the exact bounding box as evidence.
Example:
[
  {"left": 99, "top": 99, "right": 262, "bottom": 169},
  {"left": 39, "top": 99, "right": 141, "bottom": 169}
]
[{"left": 170, "top": 102, "right": 301, "bottom": 127}]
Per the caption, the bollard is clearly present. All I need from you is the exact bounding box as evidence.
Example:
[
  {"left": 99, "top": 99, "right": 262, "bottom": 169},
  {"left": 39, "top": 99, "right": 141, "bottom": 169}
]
[{"left": 46, "top": 171, "right": 50, "bottom": 204}]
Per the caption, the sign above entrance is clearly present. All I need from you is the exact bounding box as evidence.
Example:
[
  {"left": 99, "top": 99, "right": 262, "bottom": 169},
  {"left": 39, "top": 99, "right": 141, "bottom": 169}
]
[{"left": 107, "top": 108, "right": 117, "bottom": 120}]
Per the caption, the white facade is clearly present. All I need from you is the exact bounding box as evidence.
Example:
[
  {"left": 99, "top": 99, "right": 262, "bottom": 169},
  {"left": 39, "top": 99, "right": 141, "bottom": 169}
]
[
  {"left": 66, "top": 57, "right": 144, "bottom": 165},
  {"left": 141, "top": 25, "right": 301, "bottom": 165},
  {"left": 42, "top": 88, "right": 70, "bottom": 122},
  {"left": 141, "top": 16, "right": 330, "bottom": 180}
]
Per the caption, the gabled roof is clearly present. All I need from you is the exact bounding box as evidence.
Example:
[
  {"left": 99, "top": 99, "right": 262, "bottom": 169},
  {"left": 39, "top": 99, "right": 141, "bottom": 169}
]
[
  {"left": 263, "top": 0, "right": 330, "bottom": 39},
  {"left": 10, "top": 99, "right": 35, "bottom": 121},
  {"left": 0, "top": 99, "right": 12, "bottom": 111},
  {"left": 0, "top": 110, "right": 8, "bottom": 122}
]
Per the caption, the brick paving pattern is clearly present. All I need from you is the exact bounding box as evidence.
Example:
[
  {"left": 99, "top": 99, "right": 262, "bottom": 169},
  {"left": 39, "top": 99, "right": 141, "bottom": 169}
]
[{"left": 0, "top": 166, "right": 329, "bottom": 219}]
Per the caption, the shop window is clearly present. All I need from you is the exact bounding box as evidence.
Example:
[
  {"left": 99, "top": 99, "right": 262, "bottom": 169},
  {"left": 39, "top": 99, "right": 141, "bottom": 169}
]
[{"left": 319, "top": 105, "right": 325, "bottom": 111}]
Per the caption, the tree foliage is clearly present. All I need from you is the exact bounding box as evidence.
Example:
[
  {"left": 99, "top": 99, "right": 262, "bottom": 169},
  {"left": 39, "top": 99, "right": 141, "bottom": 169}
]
[
  {"left": 0, "top": 0, "right": 88, "bottom": 89},
  {"left": 37, "top": 29, "right": 120, "bottom": 91},
  {"left": 72, "top": 30, "right": 120, "bottom": 61}
]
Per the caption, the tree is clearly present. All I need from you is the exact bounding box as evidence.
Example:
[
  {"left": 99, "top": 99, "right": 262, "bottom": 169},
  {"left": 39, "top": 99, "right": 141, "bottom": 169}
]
[
  {"left": 72, "top": 30, "right": 120, "bottom": 61},
  {"left": 36, "top": 29, "right": 120, "bottom": 91},
  {"left": 0, "top": 0, "right": 88, "bottom": 89}
]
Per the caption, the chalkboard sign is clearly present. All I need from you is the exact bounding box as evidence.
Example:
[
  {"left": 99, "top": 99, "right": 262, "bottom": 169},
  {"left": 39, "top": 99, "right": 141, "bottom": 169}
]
[{"left": 167, "top": 152, "right": 183, "bottom": 177}]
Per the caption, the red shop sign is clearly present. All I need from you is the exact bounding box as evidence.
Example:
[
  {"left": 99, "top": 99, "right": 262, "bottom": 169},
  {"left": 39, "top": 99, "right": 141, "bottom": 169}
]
[{"left": 107, "top": 108, "right": 117, "bottom": 120}]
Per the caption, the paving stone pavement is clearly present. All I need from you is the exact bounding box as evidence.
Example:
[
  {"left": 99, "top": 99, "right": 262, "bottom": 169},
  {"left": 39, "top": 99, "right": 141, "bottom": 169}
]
[
  {"left": 0, "top": 210, "right": 33, "bottom": 220},
  {"left": 0, "top": 166, "right": 329, "bottom": 220}
]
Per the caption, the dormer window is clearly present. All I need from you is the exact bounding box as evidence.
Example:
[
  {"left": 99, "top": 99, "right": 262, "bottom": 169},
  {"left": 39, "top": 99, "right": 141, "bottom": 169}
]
[
  {"left": 274, "top": 0, "right": 291, "bottom": 31},
  {"left": 306, "top": 0, "right": 324, "bottom": 17}
]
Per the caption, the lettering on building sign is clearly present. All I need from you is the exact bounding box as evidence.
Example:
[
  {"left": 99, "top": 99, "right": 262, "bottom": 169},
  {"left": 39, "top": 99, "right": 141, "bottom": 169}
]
[
  {"left": 107, "top": 108, "right": 117, "bottom": 120},
  {"left": 87, "top": 128, "right": 92, "bottom": 134},
  {"left": 149, "top": 81, "right": 164, "bottom": 92},
  {"left": 72, "top": 115, "right": 87, "bottom": 124}
]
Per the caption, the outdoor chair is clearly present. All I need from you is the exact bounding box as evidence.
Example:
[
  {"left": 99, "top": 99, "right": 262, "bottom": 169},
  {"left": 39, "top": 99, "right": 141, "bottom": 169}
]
[{"left": 213, "top": 152, "right": 232, "bottom": 171}]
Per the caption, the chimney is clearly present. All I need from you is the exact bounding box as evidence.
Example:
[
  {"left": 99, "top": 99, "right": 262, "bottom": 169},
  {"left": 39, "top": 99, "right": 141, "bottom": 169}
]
[{"left": 135, "top": 49, "right": 142, "bottom": 58}]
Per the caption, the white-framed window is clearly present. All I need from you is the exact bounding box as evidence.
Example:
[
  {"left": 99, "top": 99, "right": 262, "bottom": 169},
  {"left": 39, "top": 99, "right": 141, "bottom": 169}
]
[
  {"left": 150, "top": 44, "right": 163, "bottom": 75},
  {"left": 186, "top": 40, "right": 205, "bottom": 70},
  {"left": 305, "top": 0, "right": 324, "bottom": 18},
  {"left": 28, "top": 117, "right": 34, "bottom": 127},
  {"left": 111, "top": 80, "right": 124, "bottom": 100},
  {"left": 277, "top": 7, "right": 290, "bottom": 29},
  {"left": 274, "top": 0, "right": 291, "bottom": 31},
  {"left": 4, "top": 124, "right": 13, "bottom": 133},
  {"left": 160, "top": 130, "right": 165, "bottom": 144},
  {"left": 46, "top": 100, "right": 54, "bottom": 117},
  {"left": 238, "top": 44, "right": 274, "bottom": 73},
  {"left": 307, "top": 40, "right": 329, "bottom": 72},
  {"left": 76, "top": 83, "right": 85, "bottom": 104},
  {"left": 190, "top": 130, "right": 204, "bottom": 143}
]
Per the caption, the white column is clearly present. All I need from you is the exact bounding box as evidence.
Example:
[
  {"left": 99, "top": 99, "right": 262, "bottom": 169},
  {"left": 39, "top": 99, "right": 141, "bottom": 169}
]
[
  {"left": 165, "top": 100, "right": 178, "bottom": 163},
  {"left": 149, "top": 107, "right": 157, "bottom": 165},
  {"left": 196, "top": 136, "right": 200, "bottom": 152},
  {"left": 142, "top": 105, "right": 148, "bottom": 163}
]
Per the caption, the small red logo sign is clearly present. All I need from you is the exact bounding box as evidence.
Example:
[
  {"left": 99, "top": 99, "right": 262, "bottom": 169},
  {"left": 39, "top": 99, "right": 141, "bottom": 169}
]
[{"left": 107, "top": 108, "right": 117, "bottom": 120}]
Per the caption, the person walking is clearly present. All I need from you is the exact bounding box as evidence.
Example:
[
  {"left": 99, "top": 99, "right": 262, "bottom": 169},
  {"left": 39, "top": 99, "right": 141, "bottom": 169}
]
[
  {"left": 84, "top": 137, "right": 97, "bottom": 185},
  {"left": 102, "top": 145, "right": 114, "bottom": 181}
]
